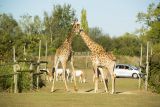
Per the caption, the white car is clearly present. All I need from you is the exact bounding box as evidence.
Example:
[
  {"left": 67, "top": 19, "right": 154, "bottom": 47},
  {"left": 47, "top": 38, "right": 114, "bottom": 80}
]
[{"left": 114, "top": 64, "right": 141, "bottom": 78}]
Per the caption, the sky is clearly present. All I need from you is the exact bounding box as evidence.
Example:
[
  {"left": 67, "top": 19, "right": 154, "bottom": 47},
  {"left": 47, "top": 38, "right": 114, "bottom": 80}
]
[{"left": 0, "top": 0, "right": 159, "bottom": 36}]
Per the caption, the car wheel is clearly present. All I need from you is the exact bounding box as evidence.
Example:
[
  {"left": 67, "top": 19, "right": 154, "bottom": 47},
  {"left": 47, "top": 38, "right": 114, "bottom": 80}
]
[{"left": 132, "top": 73, "right": 138, "bottom": 78}]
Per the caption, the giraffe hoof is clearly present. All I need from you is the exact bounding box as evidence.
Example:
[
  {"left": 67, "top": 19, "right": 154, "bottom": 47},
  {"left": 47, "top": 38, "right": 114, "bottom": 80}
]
[
  {"left": 94, "top": 90, "right": 98, "bottom": 93},
  {"left": 74, "top": 88, "right": 78, "bottom": 92},
  {"left": 65, "top": 88, "right": 69, "bottom": 92},
  {"left": 105, "top": 91, "right": 109, "bottom": 93},
  {"left": 74, "top": 86, "right": 78, "bottom": 91},
  {"left": 66, "top": 90, "right": 70, "bottom": 92},
  {"left": 111, "top": 91, "right": 116, "bottom": 94}
]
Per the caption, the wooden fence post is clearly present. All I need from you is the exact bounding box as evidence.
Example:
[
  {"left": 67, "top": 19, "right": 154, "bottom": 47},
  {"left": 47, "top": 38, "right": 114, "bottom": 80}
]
[
  {"left": 45, "top": 41, "right": 48, "bottom": 70},
  {"left": 140, "top": 44, "right": 143, "bottom": 67},
  {"left": 36, "top": 40, "right": 41, "bottom": 90},
  {"left": 13, "top": 46, "right": 17, "bottom": 93},
  {"left": 45, "top": 41, "right": 48, "bottom": 62},
  {"left": 138, "top": 44, "right": 143, "bottom": 89},
  {"left": 29, "top": 63, "right": 33, "bottom": 90},
  {"left": 145, "top": 42, "right": 149, "bottom": 91},
  {"left": 24, "top": 45, "right": 26, "bottom": 60}
]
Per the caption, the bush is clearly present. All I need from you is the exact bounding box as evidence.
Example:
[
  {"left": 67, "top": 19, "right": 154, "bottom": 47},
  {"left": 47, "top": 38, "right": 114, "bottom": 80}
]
[
  {"left": 149, "top": 53, "right": 160, "bottom": 93},
  {"left": 18, "top": 72, "right": 31, "bottom": 92},
  {"left": 0, "top": 65, "right": 13, "bottom": 92}
]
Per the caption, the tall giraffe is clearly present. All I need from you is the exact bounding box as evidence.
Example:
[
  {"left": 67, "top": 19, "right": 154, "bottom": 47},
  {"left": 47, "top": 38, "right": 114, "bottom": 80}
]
[
  {"left": 51, "top": 21, "right": 80, "bottom": 92},
  {"left": 79, "top": 29, "right": 116, "bottom": 94}
]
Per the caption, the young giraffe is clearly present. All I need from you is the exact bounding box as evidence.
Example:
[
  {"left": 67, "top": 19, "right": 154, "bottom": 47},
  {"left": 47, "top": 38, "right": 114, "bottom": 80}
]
[
  {"left": 51, "top": 21, "right": 80, "bottom": 92},
  {"left": 79, "top": 29, "right": 116, "bottom": 94}
]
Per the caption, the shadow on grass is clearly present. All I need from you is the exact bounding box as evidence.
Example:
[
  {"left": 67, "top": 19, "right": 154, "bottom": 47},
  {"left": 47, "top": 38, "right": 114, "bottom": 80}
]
[{"left": 85, "top": 89, "right": 94, "bottom": 92}]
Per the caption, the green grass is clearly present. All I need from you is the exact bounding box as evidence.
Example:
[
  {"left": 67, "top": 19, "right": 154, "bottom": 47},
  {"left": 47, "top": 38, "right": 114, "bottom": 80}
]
[
  {"left": 0, "top": 92, "right": 160, "bottom": 107},
  {"left": 0, "top": 69, "right": 160, "bottom": 107}
]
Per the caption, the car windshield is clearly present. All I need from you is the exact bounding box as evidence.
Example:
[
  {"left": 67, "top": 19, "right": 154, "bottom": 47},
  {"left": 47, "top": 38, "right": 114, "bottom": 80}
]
[
  {"left": 115, "top": 64, "right": 139, "bottom": 70},
  {"left": 129, "top": 65, "right": 138, "bottom": 70}
]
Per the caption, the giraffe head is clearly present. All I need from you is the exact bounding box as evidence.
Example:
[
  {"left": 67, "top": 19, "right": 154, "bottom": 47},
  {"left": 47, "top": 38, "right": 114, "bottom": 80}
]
[{"left": 71, "top": 19, "right": 80, "bottom": 34}]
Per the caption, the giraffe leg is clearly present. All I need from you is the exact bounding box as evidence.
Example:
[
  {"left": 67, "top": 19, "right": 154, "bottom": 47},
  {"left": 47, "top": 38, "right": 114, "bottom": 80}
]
[
  {"left": 82, "top": 74, "right": 86, "bottom": 83},
  {"left": 51, "top": 57, "right": 59, "bottom": 92},
  {"left": 79, "top": 76, "right": 82, "bottom": 83},
  {"left": 70, "top": 57, "right": 78, "bottom": 91},
  {"left": 93, "top": 65, "right": 98, "bottom": 93},
  {"left": 110, "top": 73, "right": 115, "bottom": 94},
  {"left": 51, "top": 69, "right": 56, "bottom": 92},
  {"left": 98, "top": 68, "right": 109, "bottom": 93},
  {"left": 61, "top": 62, "right": 69, "bottom": 92},
  {"left": 108, "top": 63, "right": 116, "bottom": 94}
]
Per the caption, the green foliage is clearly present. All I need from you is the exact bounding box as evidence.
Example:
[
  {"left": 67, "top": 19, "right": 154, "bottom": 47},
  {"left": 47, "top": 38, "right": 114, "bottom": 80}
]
[
  {"left": 137, "top": 2, "right": 160, "bottom": 93},
  {"left": 18, "top": 72, "right": 31, "bottom": 92},
  {"left": 137, "top": 2, "right": 160, "bottom": 44},
  {"left": 72, "top": 35, "right": 88, "bottom": 52},
  {"left": 0, "top": 65, "right": 13, "bottom": 92},
  {"left": 148, "top": 44, "right": 160, "bottom": 93},
  {"left": 73, "top": 27, "right": 141, "bottom": 56},
  {"left": 89, "top": 27, "right": 112, "bottom": 51},
  {"left": 149, "top": 52, "right": 160, "bottom": 93},
  {"left": 44, "top": 4, "right": 76, "bottom": 49},
  {"left": 81, "top": 8, "right": 89, "bottom": 33},
  {"left": 146, "top": 21, "right": 160, "bottom": 44},
  {"left": 0, "top": 13, "right": 22, "bottom": 61},
  {"left": 112, "top": 33, "right": 141, "bottom": 56},
  {"left": 17, "top": 63, "right": 45, "bottom": 92},
  {"left": 137, "top": 3, "right": 156, "bottom": 26}
]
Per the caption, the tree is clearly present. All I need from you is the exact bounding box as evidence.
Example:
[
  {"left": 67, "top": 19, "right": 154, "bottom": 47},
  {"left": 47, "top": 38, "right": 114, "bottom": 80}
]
[
  {"left": 81, "top": 8, "right": 89, "bottom": 33},
  {"left": 137, "top": 2, "right": 160, "bottom": 93},
  {"left": 0, "top": 13, "right": 23, "bottom": 91},
  {"left": 137, "top": 2, "right": 160, "bottom": 44},
  {"left": 33, "top": 15, "right": 43, "bottom": 35},
  {"left": 89, "top": 27, "right": 102, "bottom": 39},
  {"left": 19, "top": 14, "right": 33, "bottom": 35},
  {"left": 89, "top": 27, "right": 112, "bottom": 51},
  {"left": 0, "top": 13, "right": 22, "bottom": 61},
  {"left": 112, "top": 33, "right": 141, "bottom": 56},
  {"left": 149, "top": 52, "right": 160, "bottom": 93},
  {"left": 43, "top": 11, "right": 53, "bottom": 43},
  {"left": 43, "top": 4, "right": 76, "bottom": 51}
]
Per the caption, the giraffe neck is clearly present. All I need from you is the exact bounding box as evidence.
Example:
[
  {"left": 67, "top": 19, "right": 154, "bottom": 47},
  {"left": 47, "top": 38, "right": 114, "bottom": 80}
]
[
  {"left": 79, "top": 31, "right": 106, "bottom": 53},
  {"left": 61, "top": 24, "right": 75, "bottom": 48},
  {"left": 63, "top": 31, "right": 73, "bottom": 45}
]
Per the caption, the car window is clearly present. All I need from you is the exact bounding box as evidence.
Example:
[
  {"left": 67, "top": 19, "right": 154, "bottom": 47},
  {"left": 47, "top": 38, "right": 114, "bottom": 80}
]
[
  {"left": 129, "top": 67, "right": 133, "bottom": 70},
  {"left": 130, "top": 65, "right": 138, "bottom": 70},
  {"left": 116, "top": 65, "right": 124, "bottom": 69},
  {"left": 124, "top": 65, "right": 129, "bottom": 70},
  {"left": 116, "top": 65, "right": 119, "bottom": 68}
]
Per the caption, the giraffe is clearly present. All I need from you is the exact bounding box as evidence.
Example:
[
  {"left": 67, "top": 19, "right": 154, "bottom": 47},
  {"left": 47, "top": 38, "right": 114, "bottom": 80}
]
[
  {"left": 79, "top": 29, "right": 116, "bottom": 94},
  {"left": 51, "top": 21, "right": 80, "bottom": 92}
]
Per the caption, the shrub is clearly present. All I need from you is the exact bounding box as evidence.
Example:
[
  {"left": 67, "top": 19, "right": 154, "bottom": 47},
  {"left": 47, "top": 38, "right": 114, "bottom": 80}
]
[
  {"left": 0, "top": 65, "right": 13, "bottom": 92},
  {"left": 149, "top": 53, "right": 160, "bottom": 93}
]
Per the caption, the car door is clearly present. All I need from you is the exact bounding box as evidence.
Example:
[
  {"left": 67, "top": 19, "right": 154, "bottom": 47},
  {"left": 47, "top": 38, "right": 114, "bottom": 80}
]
[
  {"left": 114, "top": 65, "right": 125, "bottom": 77},
  {"left": 122, "top": 65, "right": 132, "bottom": 77}
]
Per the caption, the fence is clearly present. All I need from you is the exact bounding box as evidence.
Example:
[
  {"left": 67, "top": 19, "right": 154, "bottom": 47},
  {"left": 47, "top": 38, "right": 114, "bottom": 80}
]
[
  {"left": 73, "top": 54, "right": 92, "bottom": 69},
  {"left": 0, "top": 64, "right": 15, "bottom": 92},
  {"left": 0, "top": 61, "right": 48, "bottom": 93}
]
